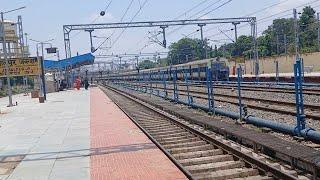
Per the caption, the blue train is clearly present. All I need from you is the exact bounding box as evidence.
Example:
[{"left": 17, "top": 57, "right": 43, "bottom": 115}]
[{"left": 109, "top": 57, "right": 230, "bottom": 81}]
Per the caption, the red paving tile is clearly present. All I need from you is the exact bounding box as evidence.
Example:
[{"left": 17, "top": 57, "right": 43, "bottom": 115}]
[{"left": 90, "top": 87, "right": 187, "bottom": 180}]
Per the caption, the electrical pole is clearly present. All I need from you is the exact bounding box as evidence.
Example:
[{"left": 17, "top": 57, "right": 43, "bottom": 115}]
[
  {"left": 1, "top": 12, "right": 13, "bottom": 107},
  {"left": 223, "top": 43, "right": 226, "bottom": 58},
  {"left": 40, "top": 43, "right": 47, "bottom": 100},
  {"left": 276, "top": 34, "right": 279, "bottom": 55},
  {"left": 198, "top": 23, "right": 206, "bottom": 59},
  {"left": 293, "top": 9, "right": 300, "bottom": 58},
  {"left": 160, "top": 25, "right": 168, "bottom": 48},
  {"left": 317, "top": 13, "right": 320, "bottom": 52},
  {"left": 250, "top": 18, "right": 259, "bottom": 80},
  {"left": 284, "top": 34, "right": 287, "bottom": 56},
  {"left": 30, "top": 39, "right": 54, "bottom": 101},
  {"left": 135, "top": 55, "right": 139, "bottom": 69},
  {"left": 85, "top": 29, "right": 95, "bottom": 53},
  {"left": 232, "top": 22, "right": 240, "bottom": 42},
  {"left": 119, "top": 56, "right": 122, "bottom": 72},
  {"left": 111, "top": 61, "right": 114, "bottom": 71},
  {"left": 24, "top": 33, "right": 28, "bottom": 47}
]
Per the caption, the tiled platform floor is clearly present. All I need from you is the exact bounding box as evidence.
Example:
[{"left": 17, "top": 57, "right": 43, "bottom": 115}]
[{"left": 0, "top": 87, "right": 185, "bottom": 180}]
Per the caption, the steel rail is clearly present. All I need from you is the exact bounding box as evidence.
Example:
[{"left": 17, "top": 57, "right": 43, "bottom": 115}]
[
  {"left": 100, "top": 86, "right": 194, "bottom": 180},
  {"left": 131, "top": 83, "right": 320, "bottom": 110},
  {"left": 101, "top": 84, "right": 299, "bottom": 180}
]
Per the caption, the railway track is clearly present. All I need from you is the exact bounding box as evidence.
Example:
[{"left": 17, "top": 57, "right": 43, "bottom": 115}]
[
  {"left": 101, "top": 85, "right": 308, "bottom": 180},
  {"left": 133, "top": 82, "right": 320, "bottom": 108},
  {"left": 214, "top": 85, "right": 320, "bottom": 96},
  {"left": 132, "top": 81, "right": 320, "bottom": 95},
  {"left": 174, "top": 91, "right": 320, "bottom": 120},
  {"left": 125, "top": 83, "right": 320, "bottom": 120},
  {"left": 172, "top": 82, "right": 320, "bottom": 96}
]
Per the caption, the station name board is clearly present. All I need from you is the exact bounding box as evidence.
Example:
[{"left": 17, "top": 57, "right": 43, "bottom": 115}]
[{"left": 0, "top": 57, "right": 40, "bottom": 77}]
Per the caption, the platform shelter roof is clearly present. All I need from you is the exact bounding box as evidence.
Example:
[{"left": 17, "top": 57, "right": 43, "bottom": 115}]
[{"left": 44, "top": 53, "right": 95, "bottom": 71}]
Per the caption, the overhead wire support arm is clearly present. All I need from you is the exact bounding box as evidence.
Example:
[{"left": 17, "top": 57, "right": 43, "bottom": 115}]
[
  {"left": 63, "top": 17, "right": 256, "bottom": 58},
  {"left": 64, "top": 17, "right": 255, "bottom": 30}
]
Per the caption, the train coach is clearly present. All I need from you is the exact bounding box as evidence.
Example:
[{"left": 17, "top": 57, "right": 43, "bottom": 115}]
[{"left": 108, "top": 57, "right": 230, "bottom": 82}]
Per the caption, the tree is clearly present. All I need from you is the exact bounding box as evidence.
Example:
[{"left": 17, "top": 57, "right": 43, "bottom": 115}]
[
  {"left": 168, "top": 38, "right": 209, "bottom": 65},
  {"left": 263, "top": 18, "right": 295, "bottom": 55},
  {"left": 138, "top": 60, "right": 156, "bottom": 70},
  {"left": 168, "top": 6, "right": 319, "bottom": 62},
  {"left": 216, "top": 35, "right": 253, "bottom": 57},
  {"left": 299, "top": 6, "right": 317, "bottom": 52},
  {"left": 234, "top": 35, "right": 253, "bottom": 56}
]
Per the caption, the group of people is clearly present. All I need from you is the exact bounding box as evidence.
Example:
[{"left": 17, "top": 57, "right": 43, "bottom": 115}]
[
  {"left": 58, "top": 77, "right": 89, "bottom": 91},
  {"left": 75, "top": 77, "right": 90, "bottom": 90}
]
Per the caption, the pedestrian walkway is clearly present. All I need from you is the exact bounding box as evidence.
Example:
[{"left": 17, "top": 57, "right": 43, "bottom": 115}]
[
  {"left": 0, "top": 90, "right": 90, "bottom": 180},
  {"left": 0, "top": 87, "right": 186, "bottom": 180},
  {"left": 90, "top": 87, "right": 186, "bottom": 180}
]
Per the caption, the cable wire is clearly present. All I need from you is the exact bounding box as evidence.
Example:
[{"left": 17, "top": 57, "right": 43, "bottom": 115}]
[
  {"left": 207, "top": 0, "right": 320, "bottom": 39},
  {"left": 96, "top": 0, "right": 149, "bottom": 52},
  {"left": 198, "top": 0, "right": 232, "bottom": 19},
  {"left": 133, "top": 0, "right": 217, "bottom": 52},
  {"left": 70, "top": 0, "right": 113, "bottom": 38}
]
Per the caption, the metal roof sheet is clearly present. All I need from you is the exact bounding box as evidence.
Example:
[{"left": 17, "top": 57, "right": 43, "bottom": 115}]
[{"left": 44, "top": 53, "right": 95, "bottom": 70}]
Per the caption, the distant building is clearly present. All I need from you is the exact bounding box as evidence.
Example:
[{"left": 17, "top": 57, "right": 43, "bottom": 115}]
[{"left": 0, "top": 18, "right": 29, "bottom": 59}]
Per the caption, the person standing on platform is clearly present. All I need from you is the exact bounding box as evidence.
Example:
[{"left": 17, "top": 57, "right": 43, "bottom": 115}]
[
  {"left": 84, "top": 77, "right": 89, "bottom": 90},
  {"left": 75, "top": 77, "right": 81, "bottom": 90}
]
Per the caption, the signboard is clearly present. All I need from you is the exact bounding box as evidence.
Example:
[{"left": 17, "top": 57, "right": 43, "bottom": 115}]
[
  {"left": 0, "top": 57, "right": 40, "bottom": 77},
  {"left": 46, "top": 47, "right": 57, "bottom": 54}
]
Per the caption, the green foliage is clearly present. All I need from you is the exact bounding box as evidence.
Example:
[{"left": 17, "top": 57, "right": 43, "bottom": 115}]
[
  {"left": 157, "top": 58, "right": 169, "bottom": 67},
  {"left": 214, "top": 6, "right": 319, "bottom": 58},
  {"left": 27, "top": 77, "right": 35, "bottom": 88},
  {"left": 299, "top": 6, "right": 317, "bottom": 50},
  {"left": 168, "top": 38, "right": 210, "bottom": 65},
  {"left": 164, "top": 6, "right": 319, "bottom": 64},
  {"left": 138, "top": 60, "right": 156, "bottom": 70}
]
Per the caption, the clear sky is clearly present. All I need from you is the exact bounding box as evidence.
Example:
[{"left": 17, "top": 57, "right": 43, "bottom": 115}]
[{"left": 1, "top": 0, "right": 320, "bottom": 61}]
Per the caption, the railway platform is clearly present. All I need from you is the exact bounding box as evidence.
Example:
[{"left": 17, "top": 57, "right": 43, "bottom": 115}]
[{"left": 0, "top": 88, "right": 186, "bottom": 180}]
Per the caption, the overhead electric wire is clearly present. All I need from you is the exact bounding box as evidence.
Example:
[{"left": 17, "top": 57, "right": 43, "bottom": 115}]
[
  {"left": 198, "top": 0, "right": 232, "bottom": 19},
  {"left": 256, "top": 4, "right": 320, "bottom": 35},
  {"left": 186, "top": 0, "right": 303, "bottom": 39},
  {"left": 197, "top": 0, "right": 294, "bottom": 37},
  {"left": 207, "top": 0, "right": 320, "bottom": 39},
  {"left": 96, "top": 0, "right": 149, "bottom": 52},
  {"left": 93, "top": 0, "right": 139, "bottom": 53},
  {"left": 245, "top": 0, "right": 290, "bottom": 16},
  {"left": 162, "top": 0, "right": 294, "bottom": 48},
  {"left": 137, "top": 0, "right": 230, "bottom": 52},
  {"left": 92, "top": 0, "right": 113, "bottom": 23},
  {"left": 120, "top": 0, "right": 135, "bottom": 22},
  {"left": 132, "top": 0, "right": 216, "bottom": 52},
  {"left": 166, "top": 0, "right": 225, "bottom": 36},
  {"left": 70, "top": 0, "right": 113, "bottom": 38},
  {"left": 187, "top": 0, "right": 223, "bottom": 20},
  {"left": 173, "top": 0, "right": 211, "bottom": 20}
]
